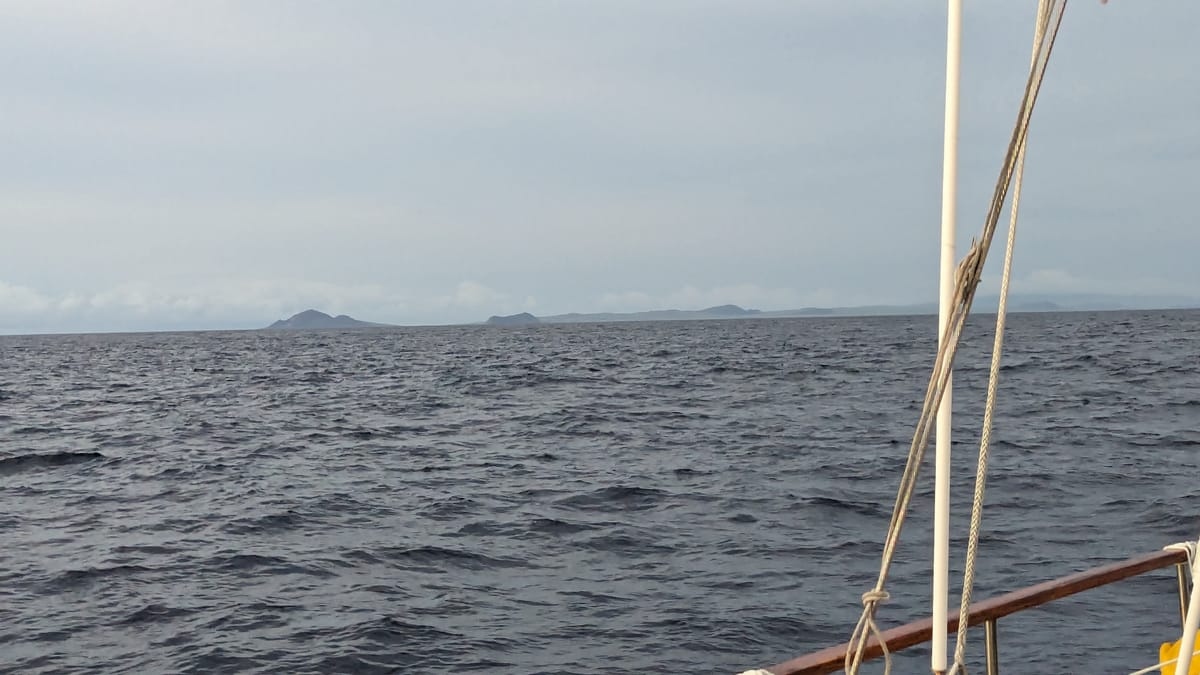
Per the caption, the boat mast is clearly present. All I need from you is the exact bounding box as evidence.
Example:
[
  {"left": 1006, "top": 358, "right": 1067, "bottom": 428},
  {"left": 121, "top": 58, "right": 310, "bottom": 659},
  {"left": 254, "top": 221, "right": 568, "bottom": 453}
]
[{"left": 933, "top": 0, "right": 963, "bottom": 673}]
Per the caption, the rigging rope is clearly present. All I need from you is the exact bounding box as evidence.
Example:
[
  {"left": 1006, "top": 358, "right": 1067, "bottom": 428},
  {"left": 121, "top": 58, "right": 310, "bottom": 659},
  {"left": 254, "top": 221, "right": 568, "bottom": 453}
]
[
  {"left": 946, "top": 2, "right": 1054, "bottom": 672},
  {"left": 1127, "top": 647, "right": 1200, "bottom": 675},
  {"left": 843, "top": 2, "right": 1069, "bottom": 673}
]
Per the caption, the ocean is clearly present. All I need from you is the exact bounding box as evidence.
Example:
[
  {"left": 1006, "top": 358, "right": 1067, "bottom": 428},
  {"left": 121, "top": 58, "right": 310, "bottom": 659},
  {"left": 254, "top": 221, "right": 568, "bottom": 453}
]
[{"left": 2, "top": 310, "right": 1198, "bottom": 674}]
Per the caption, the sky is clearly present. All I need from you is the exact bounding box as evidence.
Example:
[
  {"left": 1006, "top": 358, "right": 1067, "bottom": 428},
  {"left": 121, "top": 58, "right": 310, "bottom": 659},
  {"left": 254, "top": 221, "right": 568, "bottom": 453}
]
[{"left": 1, "top": 1, "right": 1196, "bottom": 333}]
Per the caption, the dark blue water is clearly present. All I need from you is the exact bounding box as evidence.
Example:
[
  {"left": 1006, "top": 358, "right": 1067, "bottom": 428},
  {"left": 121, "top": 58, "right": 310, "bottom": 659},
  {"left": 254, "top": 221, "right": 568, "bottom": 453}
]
[{"left": 2, "top": 311, "right": 1199, "bottom": 674}]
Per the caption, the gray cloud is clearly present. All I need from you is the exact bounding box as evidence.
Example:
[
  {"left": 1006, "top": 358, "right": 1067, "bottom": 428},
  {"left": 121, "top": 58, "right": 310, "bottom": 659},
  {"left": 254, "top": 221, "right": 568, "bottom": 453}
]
[{"left": 1, "top": 1, "right": 1196, "bottom": 333}]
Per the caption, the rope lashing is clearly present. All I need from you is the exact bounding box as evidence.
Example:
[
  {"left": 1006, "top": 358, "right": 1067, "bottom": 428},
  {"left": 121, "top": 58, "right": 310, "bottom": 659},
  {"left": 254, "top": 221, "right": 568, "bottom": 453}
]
[{"left": 1166, "top": 541, "right": 1198, "bottom": 575}]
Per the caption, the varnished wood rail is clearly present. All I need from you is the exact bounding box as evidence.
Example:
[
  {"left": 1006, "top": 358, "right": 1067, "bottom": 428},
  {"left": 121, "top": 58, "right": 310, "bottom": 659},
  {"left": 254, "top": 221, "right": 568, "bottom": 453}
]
[{"left": 760, "top": 548, "right": 1188, "bottom": 675}]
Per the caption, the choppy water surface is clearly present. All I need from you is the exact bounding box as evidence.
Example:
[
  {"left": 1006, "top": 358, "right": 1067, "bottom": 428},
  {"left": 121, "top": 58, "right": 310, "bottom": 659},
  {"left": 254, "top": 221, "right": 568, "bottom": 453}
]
[{"left": 2, "top": 310, "right": 1199, "bottom": 674}]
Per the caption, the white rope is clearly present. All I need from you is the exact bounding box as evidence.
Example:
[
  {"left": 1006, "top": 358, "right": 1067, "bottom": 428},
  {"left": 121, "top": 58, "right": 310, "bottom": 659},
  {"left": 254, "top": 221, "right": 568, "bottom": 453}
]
[
  {"left": 1167, "top": 541, "right": 1198, "bottom": 574},
  {"left": 946, "top": 3, "right": 1053, "bottom": 673},
  {"left": 843, "top": 2, "right": 1068, "bottom": 672},
  {"left": 1127, "top": 647, "right": 1200, "bottom": 675}
]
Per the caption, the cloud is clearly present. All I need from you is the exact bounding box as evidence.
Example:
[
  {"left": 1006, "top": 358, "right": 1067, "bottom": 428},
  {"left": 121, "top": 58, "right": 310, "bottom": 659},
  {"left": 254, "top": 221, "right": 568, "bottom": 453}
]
[
  {"left": 0, "top": 281, "right": 53, "bottom": 313},
  {"left": 1012, "top": 268, "right": 1180, "bottom": 298},
  {"left": 444, "top": 281, "right": 507, "bottom": 308},
  {"left": 598, "top": 290, "right": 656, "bottom": 311},
  {"left": 0, "top": 278, "right": 404, "bottom": 333},
  {"left": 0, "top": 2, "right": 1195, "bottom": 334},
  {"left": 426, "top": 281, "right": 542, "bottom": 318},
  {"left": 0, "top": 277, "right": 535, "bottom": 334}
]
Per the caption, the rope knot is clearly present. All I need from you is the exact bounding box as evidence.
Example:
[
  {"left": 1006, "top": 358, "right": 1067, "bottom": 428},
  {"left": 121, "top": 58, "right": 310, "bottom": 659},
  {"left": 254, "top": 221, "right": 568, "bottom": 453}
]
[
  {"left": 861, "top": 589, "right": 890, "bottom": 606},
  {"left": 847, "top": 588, "right": 894, "bottom": 675}
]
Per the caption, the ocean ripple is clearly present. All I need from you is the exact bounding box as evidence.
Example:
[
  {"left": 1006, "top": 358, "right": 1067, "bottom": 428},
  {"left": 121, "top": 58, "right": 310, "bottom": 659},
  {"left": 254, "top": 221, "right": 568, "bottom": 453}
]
[{"left": 2, "top": 310, "right": 1199, "bottom": 673}]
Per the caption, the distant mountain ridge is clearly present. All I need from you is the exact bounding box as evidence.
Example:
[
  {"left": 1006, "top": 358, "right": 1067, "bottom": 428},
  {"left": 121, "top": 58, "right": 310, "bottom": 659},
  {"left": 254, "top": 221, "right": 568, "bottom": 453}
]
[
  {"left": 265, "top": 309, "right": 390, "bottom": 330},
  {"left": 539, "top": 304, "right": 762, "bottom": 324},
  {"left": 486, "top": 312, "right": 541, "bottom": 326},
  {"left": 481, "top": 294, "right": 1200, "bottom": 326}
]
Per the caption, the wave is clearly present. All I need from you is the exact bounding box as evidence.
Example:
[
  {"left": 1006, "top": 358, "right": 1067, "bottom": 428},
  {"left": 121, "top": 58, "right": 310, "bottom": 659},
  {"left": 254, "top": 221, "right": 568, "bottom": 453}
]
[
  {"left": 220, "top": 511, "right": 305, "bottom": 535},
  {"left": 527, "top": 516, "right": 596, "bottom": 535},
  {"left": 374, "top": 545, "right": 528, "bottom": 571},
  {"left": 49, "top": 564, "right": 153, "bottom": 590},
  {"left": 0, "top": 451, "right": 105, "bottom": 476},
  {"left": 118, "top": 603, "right": 198, "bottom": 625},
  {"left": 799, "top": 495, "right": 887, "bottom": 518},
  {"left": 577, "top": 529, "right": 674, "bottom": 554},
  {"left": 208, "top": 553, "right": 336, "bottom": 578},
  {"left": 556, "top": 485, "right": 669, "bottom": 511}
]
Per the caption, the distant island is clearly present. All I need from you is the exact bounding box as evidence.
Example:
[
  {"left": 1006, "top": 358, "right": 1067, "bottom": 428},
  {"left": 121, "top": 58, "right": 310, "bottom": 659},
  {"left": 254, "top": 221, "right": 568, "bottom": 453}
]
[
  {"left": 486, "top": 312, "right": 541, "bottom": 326},
  {"left": 265, "top": 309, "right": 391, "bottom": 330},
  {"left": 538, "top": 304, "right": 762, "bottom": 324},
  {"left": 477, "top": 294, "right": 1200, "bottom": 326}
]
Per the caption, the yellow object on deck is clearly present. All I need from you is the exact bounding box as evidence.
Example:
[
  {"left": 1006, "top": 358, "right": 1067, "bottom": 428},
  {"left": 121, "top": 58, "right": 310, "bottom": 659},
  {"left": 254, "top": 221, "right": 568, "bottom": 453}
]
[{"left": 1160, "top": 638, "right": 1200, "bottom": 675}]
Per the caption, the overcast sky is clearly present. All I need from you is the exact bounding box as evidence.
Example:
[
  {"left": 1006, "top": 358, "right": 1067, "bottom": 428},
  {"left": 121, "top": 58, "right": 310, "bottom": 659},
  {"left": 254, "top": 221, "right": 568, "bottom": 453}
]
[{"left": 1, "top": 1, "right": 1196, "bottom": 333}]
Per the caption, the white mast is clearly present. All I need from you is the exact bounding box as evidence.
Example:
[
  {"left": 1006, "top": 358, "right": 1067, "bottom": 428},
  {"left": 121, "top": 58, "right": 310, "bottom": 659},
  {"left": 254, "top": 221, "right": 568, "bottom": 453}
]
[{"left": 933, "top": 0, "right": 963, "bottom": 673}]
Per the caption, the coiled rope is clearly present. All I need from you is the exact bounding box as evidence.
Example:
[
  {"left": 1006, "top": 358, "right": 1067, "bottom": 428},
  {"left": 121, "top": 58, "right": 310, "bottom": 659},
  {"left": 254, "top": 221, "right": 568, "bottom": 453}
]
[{"left": 844, "top": 2, "right": 1068, "bottom": 673}]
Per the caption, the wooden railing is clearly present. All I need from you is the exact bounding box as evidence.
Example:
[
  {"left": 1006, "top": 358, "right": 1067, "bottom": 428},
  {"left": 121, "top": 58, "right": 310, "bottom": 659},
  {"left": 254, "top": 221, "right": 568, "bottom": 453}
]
[{"left": 758, "top": 548, "right": 1189, "bottom": 675}]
